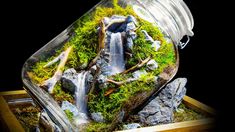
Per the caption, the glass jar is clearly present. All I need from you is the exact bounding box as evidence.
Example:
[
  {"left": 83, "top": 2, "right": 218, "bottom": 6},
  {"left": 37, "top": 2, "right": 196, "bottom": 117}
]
[{"left": 22, "top": 0, "right": 194, "bottom": 131}]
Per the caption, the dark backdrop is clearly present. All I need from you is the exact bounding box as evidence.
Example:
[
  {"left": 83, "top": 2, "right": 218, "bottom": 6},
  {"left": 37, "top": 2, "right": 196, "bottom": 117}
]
[{"left": 0, "top": 0, "right": 225, "bottom": 131}]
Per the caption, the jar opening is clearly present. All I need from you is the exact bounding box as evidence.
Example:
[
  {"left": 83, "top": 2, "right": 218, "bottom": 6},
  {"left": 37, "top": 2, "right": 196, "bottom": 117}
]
[{"left": 131, "top": 0, "right": 194, "bottom": 45}]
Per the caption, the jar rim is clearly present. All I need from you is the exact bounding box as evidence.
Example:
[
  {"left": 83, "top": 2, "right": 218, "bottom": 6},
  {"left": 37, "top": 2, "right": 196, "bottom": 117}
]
[{"left": 131, "top": 0, "right": 194, "bottom": 44}]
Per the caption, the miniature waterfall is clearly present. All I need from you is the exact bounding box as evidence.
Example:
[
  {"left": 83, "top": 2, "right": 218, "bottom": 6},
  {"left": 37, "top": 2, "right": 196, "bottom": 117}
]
[
  {"left": 75, "top": 71, "right": 88, "bottom": 114},
  {"left": 109, "top": 32, "right": 125, "bottom": 75},
  {"left": 74, "top": 71, "right": 89, "bottom": 125}
]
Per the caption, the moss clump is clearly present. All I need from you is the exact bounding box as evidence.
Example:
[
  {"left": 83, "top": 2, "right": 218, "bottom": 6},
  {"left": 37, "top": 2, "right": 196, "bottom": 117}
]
[
  {"left": 53, "top": 82, "right": 74, "bottom": 104},
  {"left": 173, "top": 104, "right": 207, "bottom": 122},
  {"left": 64, "top": 109, "right": 74, "bottom": 122},
  {"left": 86, "top": 122, "right": 111, "bottom": 132},
  {"left": 13, "top": 106, "right": 40, "bottom": 132}
]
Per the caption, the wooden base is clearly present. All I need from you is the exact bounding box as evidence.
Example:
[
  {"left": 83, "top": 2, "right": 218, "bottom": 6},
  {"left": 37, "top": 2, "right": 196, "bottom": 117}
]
[{"left": 0, "top": 90, "right": 215, "bottom": 132}]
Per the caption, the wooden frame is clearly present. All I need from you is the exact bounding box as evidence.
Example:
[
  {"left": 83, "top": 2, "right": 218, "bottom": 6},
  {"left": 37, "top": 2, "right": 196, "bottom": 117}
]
[{"left": 0, "top": 90, "right": 215, "bottom": 132}]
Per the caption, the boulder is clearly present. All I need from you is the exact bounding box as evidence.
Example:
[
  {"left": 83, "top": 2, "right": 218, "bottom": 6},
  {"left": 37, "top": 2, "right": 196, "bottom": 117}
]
[
  {"left": 61, "top": 68, "right": 78, "bottom": 93},
  {"left": 132, "top": 70, "right": 147, "bottom": 79},
  {"left": 141, "top": 30, "right": 154, "bottom": 43},
  {"left": 97, "top": 74, "right": 107, "bottom": 84},
  {"left": 151, "top": 41, "right": 161, "bottom": 51},
  {"left": 126, "top": 37, "right": 134, "bottom": 52},
  {"left": 126, "top": 15, "right": 138, "bottom": 25},
  {"left": 91, "top": 112, "right": 105, "bottom": 122},
  {"left": 127, "top": 31, "right": 137, "bottom": 40},
  {"left": 138, "top": 78, "right": 187, "bottom": 125},
  {"left": 90, "top": 65, "right": 97, "bottom": 75},
  {"left": 147, "top": 59, "right": 158, "bottom": 71},
  {"left": 61, "top": 101, "right": 79, "bottom": 117},
  {"left": 126, "top": 22, "right": 136, "bottom": 32},
  {"left": 123, "top": 123, "right": 141, "bottom": 130}
]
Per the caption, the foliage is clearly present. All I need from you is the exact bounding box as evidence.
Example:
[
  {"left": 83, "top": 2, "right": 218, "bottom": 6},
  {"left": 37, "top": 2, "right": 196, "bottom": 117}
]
[
  {"left": 86, "top": 122, "right": 111, "bottom": 132},
  {"left": 64, "top": 109, "right": 74, "bottom": 122},
  {"left": 173, "top": 104, "right": 207, "bottom": 122},
  {"left": 53, "top": 82, "right": 74, "bottom": 104},
  {"left": 14, "top": 106, "right": 40, "bottom": 132}
]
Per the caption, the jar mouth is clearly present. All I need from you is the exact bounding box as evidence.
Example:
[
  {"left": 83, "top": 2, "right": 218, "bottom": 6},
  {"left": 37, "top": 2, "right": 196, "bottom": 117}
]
[
  {"left": 132, "top": 0, "right": 194, "bottom": 44},
  {"left": 169, "top": 0, "right": 194, "bottom": 36}
]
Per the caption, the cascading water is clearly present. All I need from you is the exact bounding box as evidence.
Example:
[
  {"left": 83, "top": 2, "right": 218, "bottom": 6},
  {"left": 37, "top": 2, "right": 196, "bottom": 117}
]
[
  {"left": 109, "top": 32, "right": 125, "bottom": 75},
  {"left": 74, "top": 71, "right": 89, "bottom": 126},
  {"left": 75, "top": 71, "right": 88, "bottom": 113}
]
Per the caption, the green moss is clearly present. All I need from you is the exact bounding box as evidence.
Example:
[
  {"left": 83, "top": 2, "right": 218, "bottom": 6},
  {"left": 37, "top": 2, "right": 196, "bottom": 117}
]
[
  {"left": 88, "top": 74, "right": 156, "bottom": 121},
  {"left": 14, "top": 106, "right": 40, "bottom": 132},
  {"left": 64, "top": 109, "right": 74, "bottom": 122},
  {"left": 53, "top": 82, "right": 74, "bottom": 104},
  {"left": 174, "top": 104, "right": 207, "bottom": 122},
  {"left": 86, "top": 122, "right": 111, "bottom": 132}
]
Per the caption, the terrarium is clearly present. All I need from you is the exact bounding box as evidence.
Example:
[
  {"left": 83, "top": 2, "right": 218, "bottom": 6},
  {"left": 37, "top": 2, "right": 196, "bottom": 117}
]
[{"left": 22, "top": 0, "right": 194, "bottom": 131}]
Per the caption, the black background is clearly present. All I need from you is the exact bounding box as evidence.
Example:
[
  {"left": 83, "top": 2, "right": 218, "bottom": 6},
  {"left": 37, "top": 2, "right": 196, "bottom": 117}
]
[{"left": 0, "top": 0, "right": 227, "bottom": 131}]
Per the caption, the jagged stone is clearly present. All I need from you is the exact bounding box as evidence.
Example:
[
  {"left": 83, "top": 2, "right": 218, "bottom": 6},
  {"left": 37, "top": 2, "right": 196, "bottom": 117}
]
[
  {"left": 126, "top": 37, "right": 134, "bottom": 52},
  {"left": 61, "top": 101, "right": 79, "bottom": 117},
  {"left": 138, "top": 78, "right": 187, "bottom": 126},
  {"left": 123, "top": 123, "right": 141, "bottom": 130},
  {"left": 132, "top": 70, "right": 147, "bottom": 79},
  {"left": 126, "top": 22, "right": 136, "bottom": 32},
  {"left": 91, "top": 112, "right": 105, "bottom": 122},
  {"left": 97, "top": 74, "right": 107, "bottom": 84},
  {"left": 147, "top": 59, "right": 158, "bottom": 71},
  {"left": 61, "top": 68, "right": 78, "bottom": 93},
  {"left": 90, "top": 65, "right": 97, "bottom": 75},
  {"left": 126, "top": 15, "right": 138, "bottom": 25},
  {"left": 151, "top": 41, "right": 161, "bottom": 51}
]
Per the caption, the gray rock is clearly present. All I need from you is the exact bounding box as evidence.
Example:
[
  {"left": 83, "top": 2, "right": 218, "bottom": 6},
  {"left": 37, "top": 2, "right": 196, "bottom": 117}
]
[
  {"left": 117, "top": 110, "right": 125, "bottom": 122},
  {"left": 127, "top": 31, "right": 137, "bottom": 40},
  {"left": 126, "top": 37, "right": 134, "bottom": 52},
  {"left": 116, "top": 23, "right": 127, "bottom": 32},
  {"left": 103, "top": 17, "right": 111, "bottom": 26},
  {"left": 126, "top": 22, "right": 136, "bottom": 32},
  {"left": 105, "top": 31, "right": 112, "bottom": 51},
  {"left": 96, "top": 57, "right": 110, "bottom": 75},
  {"left": 61, "top": 68, "right": 78, "bottom": 93},
  {"left": 86, "top": 72, "right": 93, "bottom": 83},
  {"left": 73, "top": 112, "right": 90, "bottom": 126},
  {"left": 171, "top": 78, "right": 187, "bottom": 109},
  {"left": 123, "top": 123, "right": 141, "bottom": 130},
  {"left": 61, "top": 101, "right": 79, "bottom": 117},
  {"left": 111, "top": 15, "right": 126, "bottom": 21},
  {"left": 91, "top": 112, "right": 105, "bottom": 122},
  {"left": 141, "top": 30, "right": 161, "bottom": 51},
  {"left": 147, "top": 59, "right": 158, "bottom": 71},
  {"left": 141, "top": 30, "right": 154, "bottom": 43},
  {"left": 90, "top": 65, "right": 97, "bottom": 75},
  {"left": 151, "top": 41, "right": 161, "bottom": 51},
  {"left": 132, "top": 70, "right": 147, "bottom": 79},
  {"left": 126, "top": 15, "right": 138, "bottom": 25},
  {"left": 103, "top": 52, "right": 110, "bottom": 63},
  {"left": 138, "top": 78, "right": 187, "bottom": 125},
  {"left": 97, "top": 74, "right": 107, "bottom": 84},
  {"left": 108, "top": 15, "right": 127, "bottom": 32}
]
